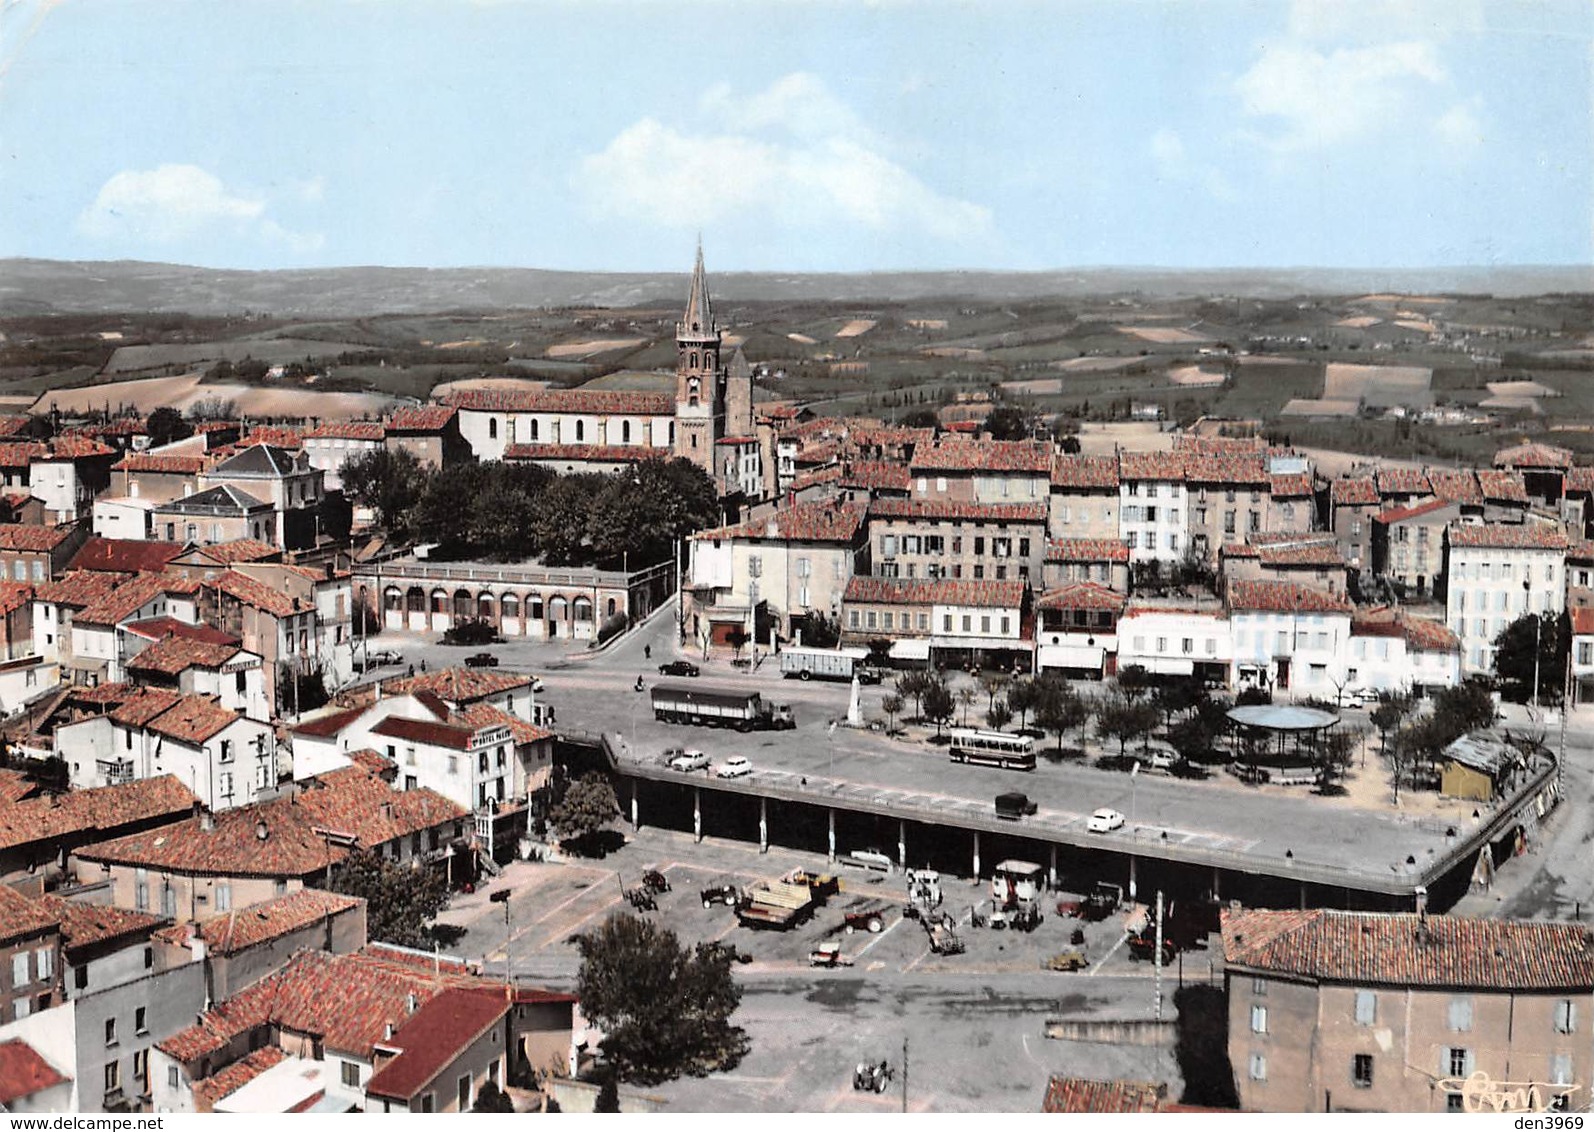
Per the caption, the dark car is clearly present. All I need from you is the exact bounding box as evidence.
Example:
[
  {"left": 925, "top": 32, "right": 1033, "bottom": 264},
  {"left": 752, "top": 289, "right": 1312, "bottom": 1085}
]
[
  {"left": 856, "top": 665, "right": 886, "bottom": 686},
  {"left": 658, "top": 660, "right": 700, "bottom": 677},
  {"left": 464, "top": 652, "right": 500, "bottom": 668}
]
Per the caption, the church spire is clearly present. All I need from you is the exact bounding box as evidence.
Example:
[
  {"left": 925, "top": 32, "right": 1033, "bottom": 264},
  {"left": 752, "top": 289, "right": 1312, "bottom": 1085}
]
[{"left": 679, "top": 240, "right": 715, "bottom": 339}]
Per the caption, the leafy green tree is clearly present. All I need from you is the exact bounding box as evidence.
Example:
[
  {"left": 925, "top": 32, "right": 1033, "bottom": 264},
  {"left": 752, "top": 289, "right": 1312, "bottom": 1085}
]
[
  {"left": 1115, "top": 664, "right": 1153, "bottom": 702},
  {"left": 1095, "top": 693, "right": 1161, "bottom": 759},
  {"left": 326, "top": 848, "right": 450, "bottom": 949},
  {"left": 881, "top": 694, "right": 903, "bottom": 735},
  {"left": 985, "top": 700, "right": 1013, "bottom": 732},
  {"left": 921, "top": 676, "right": 955, "bottom": 736},
  {"left": 341, "top": 447, "right": 427, "bottom": 540},
  {"left": 1493, "top": 612, "right": 1569, "bottom": 704},
  {"left": 1432, "top": 679, "right": 1497, "bottom": 741},
  {"left": 593, "top": 1071, "right": 621, "bottom": 1113},
  {"left": 548, "top": 772, "right": 619, "bottom": 845},
  {"left": 1033, "top": 677, "right": 1092, "bottom": 753},
  {"left": 724, "top": 626, "right": 749, "bottom": 660},
  {"left": 413, "top": 463, "right": 488, "bottom": 552},
  {"left": 146, "top": 406, "right": 193, "bottom": 448},
  {"left": 898, "top": 408, "right": 939, "bottom": 430},
  {"left": 894, "top": 671, "right": 932, "bottom": 721},
  {"left": 574, "top": 913, "right": 749, "bottom": 1084},
  {"left": 586, "top": 459, "right": 719, "bottom": 567},
  {"left": 530, "top": 474, "right": 603, "bottom": 564},
  {"left": 1152, "top": 679, "right": 1204, "bottom": 730},
  {"left": 1005, "top": 677, "right": 1038, "bottom": 731},
  {"left": 472, "top": 1082, "right": 515, "bottom": 1113},
  {"left": 1370, "top": 692, "right": 1417, "bottom": 761},
  {"left": 981, "top": 403, "right": 1032, "bottom": 441}
]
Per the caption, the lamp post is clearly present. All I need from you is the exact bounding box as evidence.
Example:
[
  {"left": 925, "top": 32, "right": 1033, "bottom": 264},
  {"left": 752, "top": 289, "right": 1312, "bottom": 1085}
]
[{"left": 490, "top": 888, "right": 512, "bottom": 988}]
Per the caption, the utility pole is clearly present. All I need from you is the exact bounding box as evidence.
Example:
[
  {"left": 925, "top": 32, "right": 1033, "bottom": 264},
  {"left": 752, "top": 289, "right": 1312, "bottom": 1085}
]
[
  {"left": 901, "top": 1035, "right": 908, "bottom": 1114},
  {"left": 490, "top": 888, "right": 512, "bottom": 988}
]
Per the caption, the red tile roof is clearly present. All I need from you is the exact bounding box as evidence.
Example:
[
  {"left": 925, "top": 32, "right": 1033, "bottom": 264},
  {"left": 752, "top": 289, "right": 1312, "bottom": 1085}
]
[
  {"left": 840, "top": 460, "right": 912, "bottom": 492},
  {"left": 0, "top": 1039, "right": 68, "bottom": 1106},
  {"left": 0, "top": 524, "right": 75, "bottom": 552},
  {"left": 75, "top": 570, "right": 199, "bottom": 627},
  {"left": 0, "top": 775, "right": 198, "bottom": 854},
  {"left": 1041, "top": 1076, "right": 1167, "bottom": 1114},
  {"left": 170, "top": 889, "right": 363, "bottom": 958},
  {"left": 866, "top": 498, "right": 1046, "bottom": 524},
  {"left": 1184, "top": 454, "right": 1269, "bottom": 485},
  {"left": 1402, "top": 616, "right": 1461, "bottom": 652},
  {"left": 1428, "top": 469, "right": 1483, "bottom": 504},
  {"left": 1050, "top": 455, "right": 1121, "bottom": 489},
  {"left": 122, "top": 616, "right": 239, "bottom": 645},
  {"left": 444, "top": 387, "right": 674, "bottom": 415},
  {"left": 239, "top": 426, "right": 305, "bottom": 450},
  {"left": 1375, "top": 467, "right": 1431, "bottom": 495},
  {"left": 1036, "top": 582, "right": 1127, "bottom": 612},
  {"left": 1226, "top": 580, "right": 1353, "bottom": 614},
  {"left": 1223, "top": 908, "right": 1594, "bottom": 990},
  {"left": 791, "top": 465, "right": 844, "bottom": 491},
  {"left": 1567, "top": 465, "right": 1594, "bottom": 494},
  {"left": 364, "top": 987, "right": 512, "bottom": 1101},
  {"left": 70, "top": 537, "right": 186, "bottom": 574},
  {"left": 1476, "top": 468, "right": 1530, "bottom": 503},
  {"left": 453, "top": 701, "right": 552, "bottom": 746},
  {"left": 113, "top": 452, "right": 212, "bottom": 475},
  {"left": 1329, "top": 476, "right": 1379, "bottom": 506},
  {"left": 1375, "top": 498, "right": 1454, "bottom": 525},
  {"left": 0, "top": 768, "right": 36, "bottom": 804},
  {"left": 45, "top": 436, "right": 116, "bottom": 460},
  {"left": 378, "top": 667, "right": 536, "bottom": 705},
  {"left": 191, "top": 537, "right": 280, "bottom": 565},
  {"left": 291, "top": 703, "right": 372, "bottom": 740},
  {"left": 127, "top": 632, "right": 240, "bottom": 675},
  {"left": 1117, "top": 451, "right": 1189, "bottom": 482},
  {"left": 145, "top": 695, "right": 243, "bottom": 745},
  {"left": 386, "top": 405, "right": 458, "bottom": 432},
  {"left": 503, "top": 443, "right": 649, "bottom": 463},
  {"left": 204, "top": 569, "right": 302, "bottom": 617},
  {"left": 1174, "top": 434, "right": 1266, "bottom": 454},
  {"left": 303, "top": 421, "right": 385, "bottom": 441},
  {"left": 35, "top": 895, "right": 164, "bottom": 956},
  {"left": 910, "top": 439, "right": 1051, "bottom": 474},
  {"left": 1046, "top": 538, "right": 1130, "bottom": 563},
  {"left": 0, "top": 442, "right": 47, "bottom": 469},
  {"left": 1269, "top": 472, "right": 1315, "bottom": 498},
  {"left": 1250, "top": 536, "right": 1346, "bottom": 568},
  {"left": 1446, "top": 523, "right": 1568, "bottom": 551},
  {"left": 0, "top": 884, "right": 60, "bottom": 945},
  {"left": 0, "top": 416, "right": 33, "bottom": 438},
  {"left": 103, "top": 686, "right": 186, "bottom": 728},
  {"left": 1495, "top": 441, "right": 1573, "bottom": 470},
  {"left": 0, "top": 581, "right": 33, "bottom": 617},
  {"left": 843, "top": 575, "right": 1026, "bottom": 608},
  {"left": 370, "top": 715, "right": 476, "bottom": 751},
  {"left": 191, "top": 1046, "right": 288, "bottom": 1110},
  {"left": 698, "top": 501, "right": 864, "bottom": 544}
]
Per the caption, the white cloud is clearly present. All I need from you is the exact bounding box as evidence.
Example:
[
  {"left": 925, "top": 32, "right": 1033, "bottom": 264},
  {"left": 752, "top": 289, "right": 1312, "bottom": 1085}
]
[
  {"left": 1434, "top": 99, "right": 1485, "bottom": 154},
  {"left": 1235, "top": 40, "right": 1449, "bottom": 153},
  {"left": 576, "top": 74, "right": 992, "bottom": 244},
  {"left": 1149, "top": 129, "right": 1237, "bottom": 202},
  {"left": 76, "top": 163, "right": 322, "bottom": 251}
]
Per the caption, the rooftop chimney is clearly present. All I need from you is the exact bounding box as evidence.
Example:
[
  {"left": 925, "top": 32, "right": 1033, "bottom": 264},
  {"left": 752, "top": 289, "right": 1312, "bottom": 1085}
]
[{"left": 199, "top": 808, "right": 215, "bottom": 833}]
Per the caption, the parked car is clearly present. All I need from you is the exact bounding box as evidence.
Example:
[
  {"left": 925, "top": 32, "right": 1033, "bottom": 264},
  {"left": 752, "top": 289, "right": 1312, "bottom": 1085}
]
[
  {"left": 1087, "top": 807, "right": 1126, "bottom": 833},
  {"left": 464, "top": 652, "right": 499, "bottom": 668},
  {"left": 667, "top": 749, "right": 710, "bottom": 772},
  {"left": 1142, "top": 742, "right": 1181, "bottom": 773},
  {"left": 856, "top": 665, "right": 885, "bottom": 686},
  {"left": 658, "top": 660, "right": 701, "bottom": 677},
  {"left": 700, "top": 884, "right": 741, "bottom": 908},
  {"left": 840, "top": 848, "right": 894, "bottom": 872},
  {"left": 365, "top": 648, "right": 403, "bottom": 668},
  {"left": 1043, "top": 948, "right": 1089, "bottom": 972},
  {"left": 715, "top": 756, "right": 753, "bottom": 779}
]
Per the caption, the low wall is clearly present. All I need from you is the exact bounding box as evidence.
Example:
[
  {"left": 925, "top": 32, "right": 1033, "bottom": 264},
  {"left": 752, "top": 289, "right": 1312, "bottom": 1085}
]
[{"left": 1044, "top": 1018, "right": 1176, "bottom": 1045}]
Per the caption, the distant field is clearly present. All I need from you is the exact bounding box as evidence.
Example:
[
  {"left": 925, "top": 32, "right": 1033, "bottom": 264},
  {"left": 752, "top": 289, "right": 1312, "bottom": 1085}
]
[
  {"left": 103, "top": 337, "right": 371, "bottom": 374},
  {"left": 1168, "top": 365, "right": 1227, "bottom": 386},
  {"left": 544, "top": 337, "right": 646, "bottom": 359},
  {"left": 431, "top": 376, "right": 549, "bottom": 399},
  {"left": 1051, "top": 356, "right": 1141, "bottom": 372},
  {"left": 1280, "top": 398, "right": 1360, "bottom": 418},
  {"left": 31, "top": 373, "right": 398, "bottom": 418},
  {"left": 1322, "top": 362, "right": 1432, "bottom": 408},
  {"left": 1116, "top": 325, "right": 1209, "bottom": 344},
  {"left": 834, "top": 320, "right": 877, "bottom": 338},
  {"left": 580, "top": 371, "right": 673, "bottom": 391}
]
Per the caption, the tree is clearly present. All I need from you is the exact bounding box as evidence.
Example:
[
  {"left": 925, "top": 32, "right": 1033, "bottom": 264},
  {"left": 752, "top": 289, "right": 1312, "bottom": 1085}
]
[
  {"left": 898, "top": 408, "right": 939, "bottom": 430},
  {"left": 586, "top": 459, "right": 719, "bottom": 568},
  {"left": 980, "top": 673, "right": 1009, "bottom": 712},
  {"left": 985, "top": 701, "right": 1013, "bottom": 731},
  {"left": 326, "top": 848, "right": 450, "bottom": 949},
  {"left": 1369, "top": 692, "right": 1416, "bottom": 763},
  {"left": 146, "top": 406, "right": 193, "bottom": 448},
  {"left": 724, "top": 626, "right": 749, "bottom": 660},
  {"left": 1432, "top": 679, "right": 1497, "bottom": 741},
  {"left": 548, "top": 772, "right": 619, "bottom": 846},
  {"left": 1116, "top": 665, "right": 1153, "bottom": 702},
  {"left": 1152, "top": 679, "right": 1204, "bottom": 730},
  {"left": 894, "top": 671, "right": 932, "bottom": 721},
  {"left": 1033, "top": 677, "right": 1092, "bottom": 753},
  {"left": 921, "top": 676, "right": 955, "bottom": 736},
  {"left": 1006, "top": 677, "right": 1038, "bottom": 731},
  {"left": 982, "top": 403, "right": 1031, "bottom": 441},
  {"left": 791, "top": 612, "right": 839, "bottom": 649},
  {"left": 574, "top": 913, "right": 749, "bottom": 1084},
  {"left": 956, "top": 685, "right": 977, "bottom": 727},
  {"left": 1493, "top": 612, "right": 1569, "bottom": 704},
  {"left": 593, "top": 1070, "right": 621, "bottom": 1113},
  {"left": 472, "top": 1082, "right": 515, "bottom": 1113},
  {"left": 1313, "top": 726, "right": 1361, "bottom": 795},
  {"left": 531, "top": 474, "right": 603, "bottom": 564},
  {"left": 881, "top": 693, "right": 903, "bottom": 735},
  {"left": 341, "top": 447, "right": 427, "bottom": 539},
  {"left": 1095, "top": 693, "right": 1160, "bottom": 759}
]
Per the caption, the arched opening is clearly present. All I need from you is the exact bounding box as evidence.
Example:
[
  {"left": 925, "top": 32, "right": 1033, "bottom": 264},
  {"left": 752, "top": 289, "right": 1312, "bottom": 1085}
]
[
  {"left": 528, "top": 595, "right": 545, "bottom": 621},
  {"left": 573, "top": 597, "right": 593, "bottom": 623},
  {"left": 478, "top": 593, "right": 496, "bottom": 621},
  {"left": 575, "top": 420, "right": 585, "bottom": 443},
  {"left": 384, "top": 586, "right": 403, "bottom": 613},
  {"left": 606, "top": 597, "right": 617, "bottom": 617},
  {"left": 549, "top": 596, "right": 567, "bottom": 621},
  {"left": 502, "top": 593, "right": 520, "bottom": 621},
  {"left": 406, "top": 587, "right": 425, "bottom": 614},
  {"left": 453, "top": 589, "right": 473, "bottom": 618},
  {"left": 489, "top": 418, "right": 499, "bottom": 440},
  {"left": 431, "top": 589, "right": 448, "bottom": 614},
  {"left": 621, "top": 421, "right": 631, "bottom": 444},
  {"left": 528, "top": 419, "right": 538, "bottom": 441}
]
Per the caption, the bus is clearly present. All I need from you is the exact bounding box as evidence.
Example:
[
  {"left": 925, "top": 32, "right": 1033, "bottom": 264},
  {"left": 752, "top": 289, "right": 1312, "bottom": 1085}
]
[{"left": 947, "top": 728, "right": 1036, "bottom": 771}]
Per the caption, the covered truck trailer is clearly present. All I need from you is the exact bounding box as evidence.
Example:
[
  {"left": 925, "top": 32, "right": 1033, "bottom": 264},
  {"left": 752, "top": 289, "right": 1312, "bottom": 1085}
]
[{"left": 651, "top": 683, "right": 796, "bottom": 731}]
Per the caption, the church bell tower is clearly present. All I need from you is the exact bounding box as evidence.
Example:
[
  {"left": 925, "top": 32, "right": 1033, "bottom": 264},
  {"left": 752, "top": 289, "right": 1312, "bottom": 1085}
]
[{"left": 674, "top": 242, "right": 724, "bottom": 476}]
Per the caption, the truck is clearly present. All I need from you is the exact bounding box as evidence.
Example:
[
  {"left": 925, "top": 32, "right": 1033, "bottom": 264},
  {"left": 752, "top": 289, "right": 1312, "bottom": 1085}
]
[
  {"left": 651, "top": 683, "right": 796, "bottom": 732},
  {"left": 988, "top": 860, "right": 1045, "bottom": 932},
  {"left": 735, "top": 878, "right": 821, "bottom": 930},
  {"left": 995, "top": 791, "right": 1038, "bottom": 820},
  {"left": 779, "top": 646, "right": 880, "bottom": 683}
]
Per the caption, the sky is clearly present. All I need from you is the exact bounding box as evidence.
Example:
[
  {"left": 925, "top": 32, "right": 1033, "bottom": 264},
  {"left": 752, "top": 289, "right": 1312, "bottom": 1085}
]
[{"left": 0, "top": 0, "right": 1588, "bottom": 273}]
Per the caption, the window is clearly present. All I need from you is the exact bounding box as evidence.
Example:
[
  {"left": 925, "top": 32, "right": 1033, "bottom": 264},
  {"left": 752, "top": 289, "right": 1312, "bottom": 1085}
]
[
  {"left": 215, "top": 883, "right": 231, "bottom": 912},
  {"left": 12, "top": 997, "right": 28, "bottom": 1020},
  {"left": 1249, "top": 1054, "right": 1267, "bottom": 1081},
  {"left": 135, "top": 1006, "right": 147, "bottom": 1035},
  {"left": 219, "top": 740, "right": 233, "bottom": 762},
  {"left": 1352, "top": 1054, "right": 1373, "bottom": 1088},
  {"left": 35, "top": 947, "right": 51, "bottom": 980},
  {"left": 11, "top": 951, "right": 29, "bottom": 986},
  {"left": 1251, "top": 977, "right": 1267, "bottom": 995},
  {"left": 105, "top": 1017, "right": 117, "bottom": 1046},
  {"left": 133, "top": 1048, "right": 148, "bottom": 1083},
  {"left": 1354, "top": 990, "right": 1376, "bottom": 1025},
  {"left": 1555, "top": 999, "right": 1577, "bottom": 1034},
  {"left": 342, "top": 1061, "right": 361, "bottom": 1087},
  {"left": 422, "top": 1094, "right": 435, "bottom": 1114},
  {"left": 104, "top": 1060, "right": 120, "bottom": 1094},
  {"left": 1250, "top": 1004, "right": 1267, "bottom": 1034},
  {"left": 168, "top": 1066, "right": 180, "bottom": 1090},
  {"left": 75, "top": 965, "right": 89, "bottom": 991},
  {"left": 457, "top": 1074, "right": 472, "bottom": 1111},
  {"left": 1448, "top": 997, "right": 1473, "bottom": 1032},
  {"left": 1446, "top": 1094, "right": 1465, "bottom": 1113},
  {"left": 488, "top": 418, "right": 498, "bottom": 439}
]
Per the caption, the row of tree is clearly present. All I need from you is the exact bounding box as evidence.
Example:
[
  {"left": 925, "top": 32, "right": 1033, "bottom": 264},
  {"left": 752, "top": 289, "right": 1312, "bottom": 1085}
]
[{"left": 340, "top": 448, "right": 719, "bottom": 567}]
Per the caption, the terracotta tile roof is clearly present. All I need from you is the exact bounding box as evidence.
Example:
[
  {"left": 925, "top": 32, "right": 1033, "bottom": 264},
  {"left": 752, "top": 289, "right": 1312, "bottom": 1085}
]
[
  {"left": 105, "top": 686, "right": 186, "bottom": 728},
  {"left": 1036, "top": 582, "right": 1127, "bottom": 612},
  {"left": 1269, "top": 472, "right": 1315, "bottom": 498},
  {"left": 364, "top": 987, "right": 512, "bottom": 1101},
  {"left": 181, "top": 889, "right": 363, "bottom": 958},
  {"left": 0, "top": 581, "right": 33, "bottom": 616},
  {"left": 1222, "top": 908, "right": 1594, "bottom": 991},
  {"left": 43, "top": 436, "right": 116, "bottom": 460},
  {"left": 378, "top": 667, "right": 535, "bottom": 705},
  {"left": 76, "top": 770, "right": 465, "bottom": 879},
  {"left": 145, "top": 695, "right": 242, "bottom": 745},
  {"left": 1046, "top": 538, "right": 1130, "bottom": 563},
  {"left": 1220, "top": 542, "right": 1260, "bottom": 559},
  {"left": 348, "top": 749, "right": 397, "bottom": 777},
  {"left": 1566, "top": 465, "right": 1594, "bottom": 494},
  {"left": 1376, "top": 467, "right": 1431, "bottom": 495},
  {"left": 1184, "top": 454, "right": 1269, "bottom": 485},
  {"left": 122, "top": 616, "right": 239, "bottom": 645},
  {"left": 303, "top": 421, "right": 385, "bottom": 441},
  {"left": 370, "top": 715, "right": 476, "bottom": 751},
  {"left": 1402, "top": 616, "right": 1461, "bottom": 652},
  {"left": 839, "top": 460, "right": 912, "bottom": 491},
  {"left": 1375, "top": 498, "right": 1454, "bottom": 525},
  {"left": 1446, "top": 523, "right": 1568, "bottom": 551},
  {"left": 70, "top": 537, "right": 186, "bottom": 574},
  {"left": 1118, "top": 451, "right": 1188, "bottom": 482},
  {"left": 697, "top": 501, "right": 864, "bottom": 544},
  {"left": 1226, "top": 580, "right": 1353, "bottom": 614},
  {"left": 35, "top": 895, "right": 164, "bottom": 956},
  {"left": 791, "top": 465, "right": 844, "bottom": 491},
  {"left": 1174, "top": 434, "right": 1266, "bottom": 454},
  {"left": 444, "top": 387, "right": 674, "bottom": 415},
  {"left": 1495, "top": 441, "right": 1573, "bottom": 470},
  {"left": 386, "top": 405, "right": 458, "bottom": 432},
  {"left": 113, "top": 452, "right": 212, "bottom": 475},
  {"left": 910, "top": 439, "right": 1051, "bottom": 474},
  {"left": 0, "top": 442, "right": 47, "bottom": 469},
  {"left": 191, "top": 1047, "right": 288, "bottom": 1110},
  {"left": 502, "top": 443, "right": 649, "bottom": 463},
  {"left": 1250, "top": 536, "right": 1346, "bottom": 568},
  {"left": 843, "top": 575, "right": 1026, "bottom": 608},
  {"left": 1329, "top": 476, "right": 1379, "bottom": 506},
  {"left": 0, "top": 884, "right": 60, "bottom": 944},
  {"left": 0, "top": 1039, "right": 68, "bottom": 1106},
  {"left": 1476, "top": 468, "right": 1530, "bottom": 503},
  {"left": 846, "top": 425, "right": 934, "bottom": 449},
  {"left": 192, "top": 537, "right": 279, "bottom": 565},
  {"left": 1041, "top": 1076, "right": 1167, "bottom": 1114},
  {"left": 0, "top": 524, "right": 75, "bottom": 552},
  {"left": 1428, "top": 469, "right": 1483, "bottom": 504},
  {"left": 796, "top": 438, "right": 839, "bottom": 465},
  {"left": 204, "top": 569, "right": 302, "bottom": 617},
  {"left": 0, "top": 416, "right": 33, "bottom": 438},
  {"left": 866, "top": 498, "right": 1047, "bottom": 523},
  {"left": 0, "top": 775, "right": 197, "bottom": 853},
  {"left": 75, "top": 571, "right": 199, "bottom": 627},
  {"left": 453, "top": 701, "right": 552, "bottom": 746},
  {"left": 291, "top": 703, "right": 372, "bottom": 740},
  {"left": 0, "top": 768, "right": 36, "bottom": 804},
  {"left": 238, "top": 427, "right": 305, "bottom": 451}
]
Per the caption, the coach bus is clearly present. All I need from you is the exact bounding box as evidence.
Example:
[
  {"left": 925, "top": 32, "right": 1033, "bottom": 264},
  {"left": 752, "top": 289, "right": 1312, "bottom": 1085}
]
[{"left": 947, "top": 728, "right": 1036, "bottom": 771}]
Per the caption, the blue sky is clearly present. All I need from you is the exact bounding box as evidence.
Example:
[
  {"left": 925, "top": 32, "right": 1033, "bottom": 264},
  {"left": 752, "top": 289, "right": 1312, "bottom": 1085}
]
[{"left": 0, "top": 0, "right": 1588, "bottom": 272}]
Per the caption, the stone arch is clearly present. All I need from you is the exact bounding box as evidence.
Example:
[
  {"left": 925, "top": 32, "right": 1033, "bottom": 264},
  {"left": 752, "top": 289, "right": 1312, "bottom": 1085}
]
[
  {"left": 478, "top": 592, "right": 496, "bottom": 621},
  {"left": 430, "top": 588, "right": 448, "bottom": 614},
  {"left": 453, "top": 588, "right": 473, "bottom": 618},
  {"left": 501, "top": 592, "right": 520, "bottom": 621},
  {"left": 573, "top": 596, "right": 593, "bottom": 622},
  {"left": 385, "top": 586, "right": 403, "bottom": 613},
  {"left": 406, "top": 586, "right": 425, "bottom": 614}
]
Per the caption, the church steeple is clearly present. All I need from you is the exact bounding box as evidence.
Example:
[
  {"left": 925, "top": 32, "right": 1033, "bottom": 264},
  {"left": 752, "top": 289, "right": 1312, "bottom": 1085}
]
[{"left": 678, "top": 241, "right": 715, "bottom": 340}]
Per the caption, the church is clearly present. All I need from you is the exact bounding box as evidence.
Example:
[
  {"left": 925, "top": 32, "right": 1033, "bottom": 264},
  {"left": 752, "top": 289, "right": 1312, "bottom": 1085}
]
[{"left": 442, "top": 246, "right": 764, "bottom": 502}]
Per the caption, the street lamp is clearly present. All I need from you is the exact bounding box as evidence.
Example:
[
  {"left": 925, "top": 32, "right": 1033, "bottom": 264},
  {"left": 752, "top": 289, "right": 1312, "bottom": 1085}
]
[
  {"left": 490, "top": 888, "right": 512, "bottom": 988},
  {"left": 1524, "top": 578, "right": 1542, "bottom": 710}
]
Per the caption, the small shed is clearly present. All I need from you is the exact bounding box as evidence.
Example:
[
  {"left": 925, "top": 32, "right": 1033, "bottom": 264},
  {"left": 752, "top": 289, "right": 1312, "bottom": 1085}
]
[{"left": 1439, "top": 731, "right": 1521, "bottom": 802}]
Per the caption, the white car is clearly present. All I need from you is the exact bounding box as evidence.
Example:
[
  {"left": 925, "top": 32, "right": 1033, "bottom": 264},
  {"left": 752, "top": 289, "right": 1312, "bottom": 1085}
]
[
  {"left": 1141, "top": 741, "right": 1181, "bottom": 772},
  {"left": 1087, "top": 807, "right": 1126, "bottom": 833},
  {"left": 667, "top": 749, "right": 709, "bottom": 772},
  {"left": 715, "top": 756, "right": 753, "bottom": 779}
]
